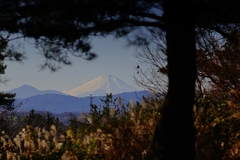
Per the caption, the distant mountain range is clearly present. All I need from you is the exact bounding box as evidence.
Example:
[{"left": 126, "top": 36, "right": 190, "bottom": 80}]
[
  {"left": 15, "top": 90, "right": 151, "bottom": 113},
  {"left": 8, "top": 75, "right": 139, "bottom": 98},
  {"left": 9, "top": 84, "right": 65, "bottom": 99},
  {"left": 7, "top": 75, "right": 151, "bottom": 114}
]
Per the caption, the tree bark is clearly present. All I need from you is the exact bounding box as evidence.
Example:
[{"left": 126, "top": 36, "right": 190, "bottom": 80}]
[{"left": 154, "top": 0, "right": 196, "bottom": 159}]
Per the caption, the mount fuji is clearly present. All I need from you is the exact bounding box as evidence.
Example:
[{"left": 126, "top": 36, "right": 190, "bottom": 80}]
[{"left": 63, "top": 75, "right": 139, "bottom": 97}]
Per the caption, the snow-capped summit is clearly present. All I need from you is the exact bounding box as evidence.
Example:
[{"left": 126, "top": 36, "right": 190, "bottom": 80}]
[{"left": 63, "top": 75, "right": 138, "bottom": 97}]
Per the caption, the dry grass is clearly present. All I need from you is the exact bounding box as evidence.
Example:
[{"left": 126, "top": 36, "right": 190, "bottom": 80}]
[
  {"left": 3, "top": 93, "right": 240, "bottom": 160},
  {"left": 0, "top": 95, "right": 161, "bottom": 160}
]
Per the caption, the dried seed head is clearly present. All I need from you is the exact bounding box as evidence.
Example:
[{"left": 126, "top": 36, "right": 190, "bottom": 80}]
[
  {"left": 109, "top": 107, "right": 115, "bottom": 117},
  {"left": 87, "top": 115, "right": 93, "bottom": 125},
  {"left": 118, "top": 96, "right": 124, "bottom": 108}
]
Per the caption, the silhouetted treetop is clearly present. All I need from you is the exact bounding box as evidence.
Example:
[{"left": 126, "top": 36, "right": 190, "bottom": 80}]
[
  {"left": 1, "top": 0, "right": 239, "bottom": 68},
  {"left": 0, "top": 0, "right": 165, "bottom": 70},
  {"left": 2, "top": 0, "right": 163, "bottom": 44}
]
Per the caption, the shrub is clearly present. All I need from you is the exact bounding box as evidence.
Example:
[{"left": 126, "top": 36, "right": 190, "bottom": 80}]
[{"left": 195, "top": 91, "right": 240, "bottom": 160}]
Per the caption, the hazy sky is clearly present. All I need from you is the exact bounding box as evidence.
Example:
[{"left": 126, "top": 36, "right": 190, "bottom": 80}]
[{"left": 1, "top": 35, "right": 144, "bottom": 92}]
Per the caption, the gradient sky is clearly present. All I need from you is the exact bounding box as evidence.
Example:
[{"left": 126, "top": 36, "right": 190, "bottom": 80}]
[{"left": 1, "top": 35, "right": 144, "bottom": 92}]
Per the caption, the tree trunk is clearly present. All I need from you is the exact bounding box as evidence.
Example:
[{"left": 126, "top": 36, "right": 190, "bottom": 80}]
[{"left": 154, "top": 1, "right": 196, "bottom": 159}]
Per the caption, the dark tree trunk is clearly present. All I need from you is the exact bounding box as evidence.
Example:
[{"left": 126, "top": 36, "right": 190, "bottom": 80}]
[{"left": 154, "top": 0, "right": 196, "bottom": 159}]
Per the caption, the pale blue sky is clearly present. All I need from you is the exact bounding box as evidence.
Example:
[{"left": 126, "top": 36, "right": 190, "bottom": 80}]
[{"left": 1, "top": 35, "right": 143, "bottom": 92}]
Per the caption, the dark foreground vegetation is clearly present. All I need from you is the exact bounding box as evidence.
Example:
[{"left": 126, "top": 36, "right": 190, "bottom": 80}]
[{"left": 1, "top": 93, "right": 240, "bottom": 160}]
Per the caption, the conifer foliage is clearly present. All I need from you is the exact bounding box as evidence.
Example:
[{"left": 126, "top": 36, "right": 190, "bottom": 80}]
[{"left": 0, "top": 39, "right": 15, "bottom": 111}]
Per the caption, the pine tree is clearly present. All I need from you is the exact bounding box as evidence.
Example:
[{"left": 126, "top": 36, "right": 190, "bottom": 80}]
[{"left": 0, "top": 39, "right": 15, "bottom": 112}]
